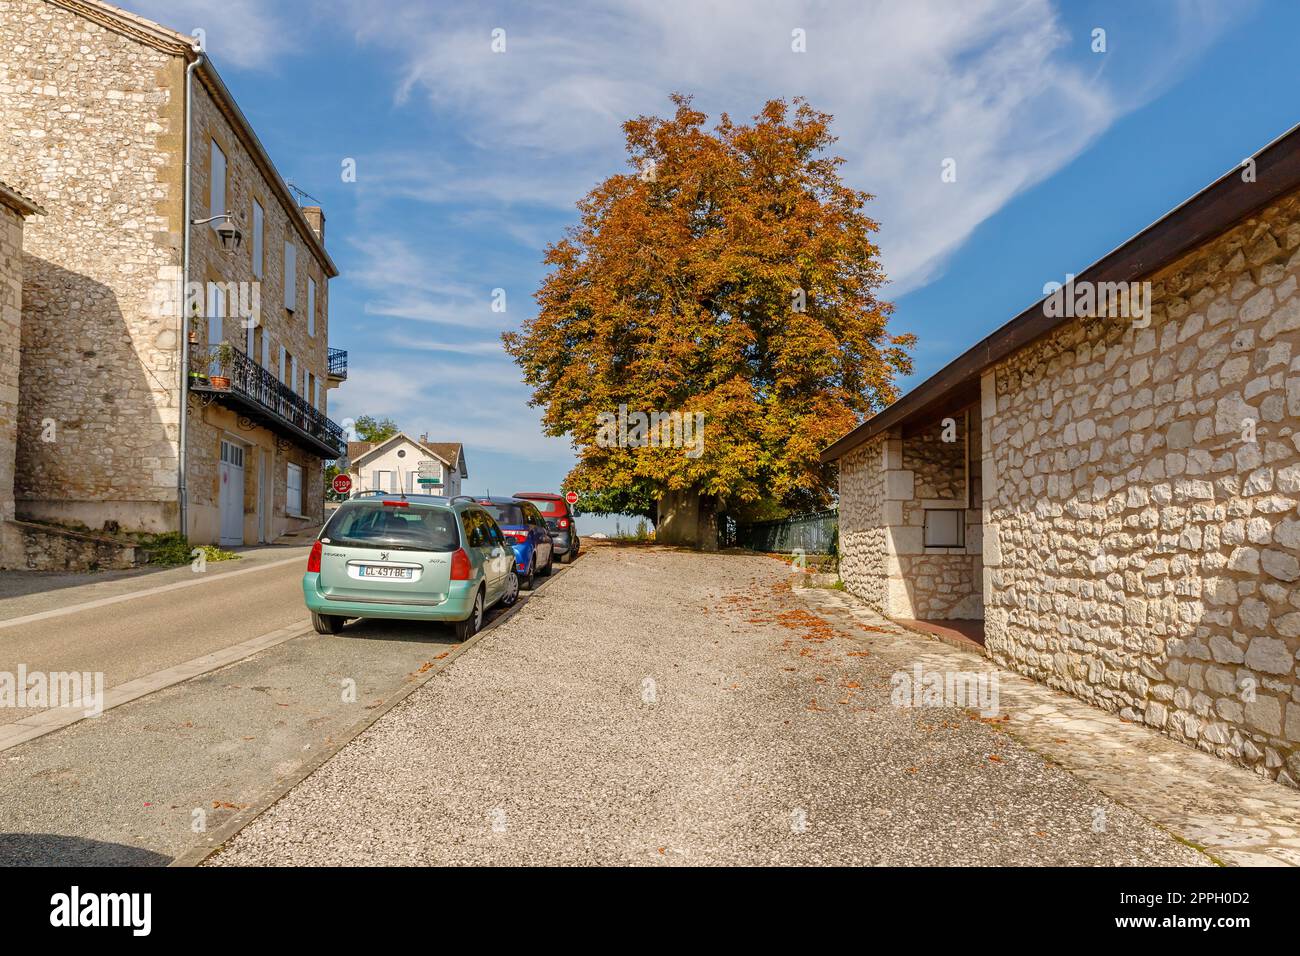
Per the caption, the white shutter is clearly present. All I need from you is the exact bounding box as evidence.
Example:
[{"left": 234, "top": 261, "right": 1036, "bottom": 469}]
[
  {"left": 307, "top": 278, "right": 316, "bottom": 336},
  {"left": 284, "top": 242, "right": 297, "bottom": 312},
  {"left": 252, "top": 200, "right": 264, "bottom": 278},
  {"left": 209, "top": 141, "right": 226, "bottom": 223},
  {"left": 287, "top": 463, "right": 303, "bottom": 516}
]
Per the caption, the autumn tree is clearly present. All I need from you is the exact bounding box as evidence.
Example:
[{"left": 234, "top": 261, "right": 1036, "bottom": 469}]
[{"left": 504, "top": 95, "right": 914, "bottom": 549}]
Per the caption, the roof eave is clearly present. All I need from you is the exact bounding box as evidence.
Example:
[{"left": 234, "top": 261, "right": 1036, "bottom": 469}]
[{"left": 822, "top": 119, "right": 1300, "bottom": 463}]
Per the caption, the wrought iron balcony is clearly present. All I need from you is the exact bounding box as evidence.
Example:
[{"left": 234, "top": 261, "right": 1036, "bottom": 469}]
[
  {"left": 328, "top": 347, "right": 348, "bottom": 380},
  {"left": 190, "top": 344, "right": 345, "bottom": 459}
]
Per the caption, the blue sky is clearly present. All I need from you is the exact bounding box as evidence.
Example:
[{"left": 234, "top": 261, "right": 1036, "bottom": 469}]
[{"left": 121, "top": 0, "right": 1297, "bottom": 533}]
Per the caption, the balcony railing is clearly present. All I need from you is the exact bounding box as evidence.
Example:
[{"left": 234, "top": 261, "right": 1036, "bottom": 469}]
[
  {"left": 191, "top": 344, "right": 345, "bottom": 458},
  {"left": 328, "top": 347, "right": 348, "bottom": 380}
]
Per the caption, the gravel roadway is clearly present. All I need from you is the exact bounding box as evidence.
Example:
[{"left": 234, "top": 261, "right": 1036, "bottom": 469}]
[{"left": 211, "top": 545, "right": 1209, "bottom": 866}]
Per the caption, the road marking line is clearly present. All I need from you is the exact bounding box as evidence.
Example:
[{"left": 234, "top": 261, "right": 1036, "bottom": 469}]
[
  {"left": 0, "top": 555, "right": 305, "bottom": 632},
  {"left": 0, "top": 620, "right": 311, "bottom": 753}
]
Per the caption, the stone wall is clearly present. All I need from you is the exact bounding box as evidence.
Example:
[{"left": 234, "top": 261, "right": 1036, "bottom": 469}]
[
  {"left": 894, "top": 414, "right": 982, "bottom": 619},
  {"left": 838, "top": 418, "right": 984, "bottom": 620},
  {"left": 0, "top": 202, "right": 22, "bottom": 523},
  {"left": 0, "top": 0, "right": 185, "bottom": 533},
  {"left": 0, "top": 0, "right": 336, "bottom": 546},
  {"left": 837, "top": 437, "right": 889, "bottom": 611},
  {"left": 983, "top": 187, "right": 1300, "bottom": 787}
]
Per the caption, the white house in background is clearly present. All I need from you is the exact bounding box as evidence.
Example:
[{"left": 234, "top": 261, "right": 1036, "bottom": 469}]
[{"left": 346, "top": 433, "right": 467, "bottom": 497}]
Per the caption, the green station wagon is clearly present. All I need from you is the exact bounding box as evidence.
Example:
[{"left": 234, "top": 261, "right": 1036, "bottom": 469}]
[{"left": 304, "top": 495, "right": 519, "bottom": 639}]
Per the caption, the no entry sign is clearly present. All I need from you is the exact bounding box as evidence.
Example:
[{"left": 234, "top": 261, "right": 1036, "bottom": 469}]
[{"left": 332, "top": 473, "right": 353, "bottom": 495}]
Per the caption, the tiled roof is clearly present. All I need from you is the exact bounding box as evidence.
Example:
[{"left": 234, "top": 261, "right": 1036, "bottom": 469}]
[{"left": 0, "top": 181, "right": 45, "bottom": 217}]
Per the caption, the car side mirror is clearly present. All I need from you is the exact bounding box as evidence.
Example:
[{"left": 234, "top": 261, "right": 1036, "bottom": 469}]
[{"left": 571, "top": 508, "right": 581, "bottom": 518}]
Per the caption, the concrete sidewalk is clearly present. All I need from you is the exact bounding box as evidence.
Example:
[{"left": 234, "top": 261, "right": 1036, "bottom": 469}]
[{"left": 207, "top": 546, "right": 1212, "bottom": 866}]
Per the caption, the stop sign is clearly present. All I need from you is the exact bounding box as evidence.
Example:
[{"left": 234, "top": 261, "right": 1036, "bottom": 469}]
[
  {"left": 332, "top": 473, "right": 353, "bottom": 495},
  {"left": 565, "top": 491, "right": 579, "bottom": 505}
]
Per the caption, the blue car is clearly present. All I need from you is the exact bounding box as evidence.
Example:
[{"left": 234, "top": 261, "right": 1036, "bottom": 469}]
[{"left": 475, "top": 497, "right": 554, "bottom": 589}]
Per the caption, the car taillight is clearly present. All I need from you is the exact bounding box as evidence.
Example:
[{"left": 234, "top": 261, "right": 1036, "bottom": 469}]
[
  {"left": 558, "top": 517, "right": 569, "bottom": 529},
  {"left": 307, "top": 540, "right": 322, "bottom": 573},
  {"left": 450, "top": 548, "right": 471, "bottom": 580},
  {"left": 381, "top": 500, "right": 409, "bottom": 508},
  {"left": 507, "top": 530, "right": 528, "bottom": 541}
]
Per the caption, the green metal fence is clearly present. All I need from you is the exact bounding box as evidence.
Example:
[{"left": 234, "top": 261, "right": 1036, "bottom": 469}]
[{"left": 735, "top": 508, "right": 838, "bottom": 555}]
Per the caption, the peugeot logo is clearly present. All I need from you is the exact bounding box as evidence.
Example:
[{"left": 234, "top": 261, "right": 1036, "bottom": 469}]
[{"left": 379, "top": 552, "right": 390, "bottom": 561}]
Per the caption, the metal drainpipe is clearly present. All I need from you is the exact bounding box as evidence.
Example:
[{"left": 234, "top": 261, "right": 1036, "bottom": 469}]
[{"left": 178, "top": 51, "right": 204, "bottom": 539}]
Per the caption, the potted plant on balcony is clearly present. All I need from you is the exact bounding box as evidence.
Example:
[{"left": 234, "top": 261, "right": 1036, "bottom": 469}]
[{"left": 210, "top": 341, "right": 236, "bottom": 390}]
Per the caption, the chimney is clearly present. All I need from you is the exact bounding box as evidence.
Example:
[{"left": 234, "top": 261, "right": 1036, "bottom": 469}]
[
  {"left": 419, "top": 432, "right": 429, "bottom": 444},
  {"left": 301, "top": 206, "right": 325, "bottom": 244}
]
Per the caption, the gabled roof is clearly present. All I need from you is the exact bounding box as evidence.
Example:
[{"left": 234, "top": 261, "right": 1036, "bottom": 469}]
[
  {"left": 822, "top": 119, "right": 1300, "bottom": 462},
  {"left": 0, "top": 181, "right": 45, "bottom": 217},
  {"left": 345, "top": 441, "right": 373, "bottom": 462},
  {"left": 349, "top": 433, "right": 466, "bottom": 476},
  {"left": 46, "top": 0, "right": 338, "bottom": 278}
]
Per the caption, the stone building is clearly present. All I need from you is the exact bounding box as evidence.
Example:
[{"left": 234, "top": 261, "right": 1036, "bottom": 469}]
[
  {"left": 824, "top": 122, "right": 1300, "bottom": 787},
  {"left": 0, "top": 181, "right": 43, "bottom": 544},
  {"left": 0, "top": 0, "right": 347, "bottom": 558}
]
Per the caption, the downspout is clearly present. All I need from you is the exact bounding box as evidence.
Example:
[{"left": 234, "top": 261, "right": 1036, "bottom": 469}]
[{"left": 178, "top": 51, "right": 204, "bottom": 538}]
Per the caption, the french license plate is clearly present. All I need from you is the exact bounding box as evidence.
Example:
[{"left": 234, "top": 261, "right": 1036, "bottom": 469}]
[{"left": 360, "top": 565, "right": 413, "bottom": 579}]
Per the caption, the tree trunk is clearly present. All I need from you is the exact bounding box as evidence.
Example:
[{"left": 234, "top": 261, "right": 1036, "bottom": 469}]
[{"left": 655, "top": 488, "right": 719, "bottom": 551}]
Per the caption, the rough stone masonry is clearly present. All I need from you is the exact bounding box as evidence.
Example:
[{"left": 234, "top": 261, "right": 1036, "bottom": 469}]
[{"left": 838, "top": 184, "right": 1300, "bottom": 789}]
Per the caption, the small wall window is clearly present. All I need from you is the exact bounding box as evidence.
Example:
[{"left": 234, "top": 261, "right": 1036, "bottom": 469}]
[
  {"left": 307, "top": 277, "right": 316, "bottom": 336},
  {"left": 924, "top": 509, "right": 965, "bottom": 548}
]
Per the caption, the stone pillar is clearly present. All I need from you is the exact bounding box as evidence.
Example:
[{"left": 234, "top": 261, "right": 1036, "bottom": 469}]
[
  {"left": 0, "top": 204, "right": 22, "bottom": 525},
  {"left": 979, "top": 369, "right": 1003, "bottom": 643},
  {"left": 881, "top": 430, "right": 918, "bottom": 617}
]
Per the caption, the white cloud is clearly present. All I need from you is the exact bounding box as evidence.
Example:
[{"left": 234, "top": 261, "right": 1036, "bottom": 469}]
[
  {"left": 332, "top": 353, "right": 570, "bottom": 461},
  {"left": 119, "top": 0, "right": 290, "bottom": 70},
  {"left": 341, "top": 0, "right": 1236, "bottom": 292},
  {"left": 346, "top": 235, "right": 511, "bottom": 331}
]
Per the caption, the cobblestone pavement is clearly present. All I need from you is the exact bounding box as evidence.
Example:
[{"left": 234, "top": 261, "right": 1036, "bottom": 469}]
[
  {"left": 210, "top": 546, "right": 1214, "bottom": 866},
  {"left": 796, "top": 584, "right": 1300, "bottom": 866}
]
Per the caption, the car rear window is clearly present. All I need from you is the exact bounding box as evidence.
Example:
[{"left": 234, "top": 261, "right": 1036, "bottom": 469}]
[
  {"left": 323, "top": 503, "right": 460, "bottom": 552},
  {"left": 479, "top": 503, "right": 527, "bottom": 526},
  {"left": 522, "top": 497, "right": 565, "bottom": 516}
]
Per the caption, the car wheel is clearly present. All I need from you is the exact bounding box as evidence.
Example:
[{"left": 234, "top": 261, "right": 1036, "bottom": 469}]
[
  {"left": 501, "top": 566, "right": 520, "bottom": 607},
  {"left": 454, "top": 589, "right": 483, "bottom": 641},
  {"left": 312, "top": 611, "right": 344, "bottom": 635},
  {"left": 520, "top": 556, "right": 535, "bottom": 591}
]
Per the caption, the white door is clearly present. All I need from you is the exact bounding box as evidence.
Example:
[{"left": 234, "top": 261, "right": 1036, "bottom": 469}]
[{"left": 219, "top": 440, "right": 245, "bottom": 546}]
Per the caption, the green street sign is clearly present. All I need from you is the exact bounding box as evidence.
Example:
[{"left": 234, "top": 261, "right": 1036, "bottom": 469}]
[{"left": 417, "top": 477, "right": 442, "bottom": 485}]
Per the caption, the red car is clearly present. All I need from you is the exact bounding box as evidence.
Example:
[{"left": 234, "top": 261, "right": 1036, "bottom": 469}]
[{"left": 512, "top": 492, "right": 581, "bottom": 563}]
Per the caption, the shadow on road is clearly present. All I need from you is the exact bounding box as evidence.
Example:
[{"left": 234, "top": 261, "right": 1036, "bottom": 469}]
[{"left": 0, "top": 832, "right": 171, "bottom": 867}]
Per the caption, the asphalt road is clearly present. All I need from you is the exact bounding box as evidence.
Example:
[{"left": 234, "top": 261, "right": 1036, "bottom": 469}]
[
  {"left": 0, "top": 546, "right": 552, "bottom": 865},
  {"left": 0, "top": 548, "right": 312, "bottom": 725}
]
